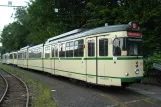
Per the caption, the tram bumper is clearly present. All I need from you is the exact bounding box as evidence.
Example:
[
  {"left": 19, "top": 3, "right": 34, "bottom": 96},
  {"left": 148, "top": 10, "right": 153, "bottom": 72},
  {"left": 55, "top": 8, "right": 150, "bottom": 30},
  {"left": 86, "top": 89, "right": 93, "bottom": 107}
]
[{"left": 121, "top": 77, "right": 143, "bottom": 83}]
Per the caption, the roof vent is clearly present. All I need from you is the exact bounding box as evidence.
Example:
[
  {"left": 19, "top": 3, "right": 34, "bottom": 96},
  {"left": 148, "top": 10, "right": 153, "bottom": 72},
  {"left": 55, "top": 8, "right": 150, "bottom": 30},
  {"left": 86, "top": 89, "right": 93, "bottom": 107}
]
[{"left": 105, "top": 23, "right": 108, "bottom": 26}]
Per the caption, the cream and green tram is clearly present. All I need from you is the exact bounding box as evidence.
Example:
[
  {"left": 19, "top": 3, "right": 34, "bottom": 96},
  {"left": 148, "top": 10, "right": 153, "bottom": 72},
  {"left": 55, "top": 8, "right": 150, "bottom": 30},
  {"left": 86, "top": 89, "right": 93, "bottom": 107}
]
[
  {"left": 28, "top": 44, "right": 43, "bottom": 71},
  {"left": 17, "top": 46, "right": 29, "bottom": 68},
  {"left": 2, "top": 54, "right": 7, "bottom": 64},
  {"left": 8, "top": 52, "right": 14, "bottom": 64},
  {"left": 13, "top": 51, "right": 18, "bottom": 65},
  {"left": 44, "top": 22, "right": 143, "bottom": 87},
  {"left": 2, "top": 54, "right": 5, "bottom": 64},
  {"left": 5, "top": 53, "right": 9, "bottom": 64},
  {"left": 8, "top": 51, "right": 18, "bottom": 65}
]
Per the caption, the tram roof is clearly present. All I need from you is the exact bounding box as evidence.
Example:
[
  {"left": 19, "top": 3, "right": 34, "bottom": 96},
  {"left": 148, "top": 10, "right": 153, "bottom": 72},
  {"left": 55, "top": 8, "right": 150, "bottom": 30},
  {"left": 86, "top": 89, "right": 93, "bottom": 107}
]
[
  {"left": 9, "top": 51, "right": 18, "bottom": 54},
  {"left": 28, "top": 44, "right": 43, "bottom": 50},
  {"left": 45, "top": 28, "right": 86, "bottom": 44},
  {"left": 45, "top": 24, "right": 132, "bottom": 45},
  {"left": 20, "top": 46, "right": 30, "bottom": 50}
]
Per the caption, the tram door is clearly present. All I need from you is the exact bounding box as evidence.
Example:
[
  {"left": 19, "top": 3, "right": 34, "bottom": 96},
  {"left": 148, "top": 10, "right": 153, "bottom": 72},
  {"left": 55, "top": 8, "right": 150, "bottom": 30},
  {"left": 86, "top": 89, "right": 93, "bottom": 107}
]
[
  {"left": 86, "top": 37, "right": 97, "bottom": 84},
  {"left": 51, "top": 45, "right": 55, "bottom": 74}
]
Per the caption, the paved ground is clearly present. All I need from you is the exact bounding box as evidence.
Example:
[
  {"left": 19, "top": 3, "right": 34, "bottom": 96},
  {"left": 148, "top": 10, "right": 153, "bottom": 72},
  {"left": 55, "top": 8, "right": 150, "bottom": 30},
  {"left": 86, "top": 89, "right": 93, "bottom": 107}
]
[
  {"left": 129, "top": 83, "right": 161, "bottom": 102},
  {"left": 9, "top": 66, "right": 161, "bottom": 107},
  {"left": 19, "top": 69, "right": 117, "bottom": 107}
]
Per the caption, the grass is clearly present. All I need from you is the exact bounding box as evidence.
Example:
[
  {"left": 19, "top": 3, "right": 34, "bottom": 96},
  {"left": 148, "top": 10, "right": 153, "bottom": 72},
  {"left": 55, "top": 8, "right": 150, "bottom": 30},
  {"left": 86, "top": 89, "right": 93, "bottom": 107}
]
[{"left": 1, "top": 64, "right": 57, "bottom": 107}]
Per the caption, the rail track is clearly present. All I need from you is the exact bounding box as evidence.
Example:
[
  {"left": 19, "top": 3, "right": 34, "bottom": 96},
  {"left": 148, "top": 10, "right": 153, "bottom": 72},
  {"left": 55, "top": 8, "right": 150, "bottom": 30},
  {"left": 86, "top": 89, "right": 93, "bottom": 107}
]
[
  {"left": 0, "top": 68, "right": 29, "bottom": 107},
  {"left": 3, "top": 65, "right": 161, "bottom": 107}
]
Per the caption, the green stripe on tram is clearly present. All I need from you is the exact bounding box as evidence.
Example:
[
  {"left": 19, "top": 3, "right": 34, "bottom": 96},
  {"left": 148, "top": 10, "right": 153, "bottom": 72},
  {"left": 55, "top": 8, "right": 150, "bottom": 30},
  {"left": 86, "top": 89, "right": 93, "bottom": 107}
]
[
  {"left": 27, "top": 65, "right": 143, "bottom": 82},
  {"left": 24, "top": 56, "right": 143, "bottom": 60},
  {"left": 50, "top": 57, "right": 142, "bottom": 60}
]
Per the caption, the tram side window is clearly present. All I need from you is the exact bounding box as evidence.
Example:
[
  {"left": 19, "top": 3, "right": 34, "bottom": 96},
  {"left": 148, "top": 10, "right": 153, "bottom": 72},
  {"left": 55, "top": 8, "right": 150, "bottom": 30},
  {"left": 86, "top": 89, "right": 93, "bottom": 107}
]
[
  {"left": 22, "top": 52, "right": 24, "bottom": 59},
  {"left": 29, "top": 50, "right": 31, "bottom": 58},
  {"left": 18, "top": 53, "right": 22, "bottom": 59},
  {"left": 34, "top": 49, "right": 38, "bottom": 58},
  {"left": 9, "top": 54, "right": 13, "bottom": 59},
  {"left": 18, "top": 53, "right": 20, "bottom": 59},
  {"left": 59, "top": 44, "right": 65, "bottom": 57},
  {"left": 55, "top": 46, "right": 58, "bottom": 57},
  {"left": 45, "top": 46, "right": 50, "bottom": 58},
  {"left": 66, "top": 42, "right": 74, "bottom": 57},
  {"left": 31, "top": 50, "right": 34, "bottom": 58},
  {"left": 37, "top": 48, "right": 42, "bottom": 58},
  {"left": 88, "top": 40, "right": 95, "bottom": 56},
  {"left": 35, "top": 48, "right": 41, "bottom": 58},
  {"left": 74, "top": 39, "right": 84, "bottom": 57},
  {"left": 14, "top": 54, "right": 17, "bottom": 59},
  {"left": 29, "top": 50, "right": 33, "bottom": 58},
  {"left": 32, "top": 50, "right": 34, "bottom": 58},
  {"left": 24, "top": 52, "right": 26, "bottom": 59},
  {"left": 99, "top": 39, "right": 108, "bottom": 56},
  {"left": 51, "top": 46, "right": 54, "bottom": 57},
  {"left": 66, "top": 43, "right": 70, "bottom": 57}
]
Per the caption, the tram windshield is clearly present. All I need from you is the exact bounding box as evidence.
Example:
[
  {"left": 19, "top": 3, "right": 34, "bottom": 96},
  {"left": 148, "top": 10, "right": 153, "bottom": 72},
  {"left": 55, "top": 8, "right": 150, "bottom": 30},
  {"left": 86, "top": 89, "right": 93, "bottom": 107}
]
[{"left": 113, "top": 37, "right": 142, "bottom": 56}]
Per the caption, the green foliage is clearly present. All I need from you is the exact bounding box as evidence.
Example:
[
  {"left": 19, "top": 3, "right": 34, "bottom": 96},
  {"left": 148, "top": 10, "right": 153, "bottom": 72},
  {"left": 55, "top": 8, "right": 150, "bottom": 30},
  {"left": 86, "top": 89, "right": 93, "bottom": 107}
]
[
  {"left": 2, "top": 65, "right": 57, "bottom": 107},
  {"left": 27, "top": 0, "right": 86, "bottom": 44},
  {"left": 83, "top": 0, "right": 119, "bottom": 28},
  {"left": 115, "top": 0, "right": 161, "bottom": 56},
  {"left": 1, "top": 8, "right": 29, "bottom": 52},
  {"left": 144, "top": 52, "right": 161, "bottom": 76},
  {"left": 1, "top": 0, "right": 161, "bottom": 59}
]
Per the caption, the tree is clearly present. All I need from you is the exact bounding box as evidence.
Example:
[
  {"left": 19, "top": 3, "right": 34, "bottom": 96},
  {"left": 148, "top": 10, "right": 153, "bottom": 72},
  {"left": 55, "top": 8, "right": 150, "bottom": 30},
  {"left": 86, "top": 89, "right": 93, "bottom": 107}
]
[
  {"left": 1, "top": 8, "right": 29, "bottom": 52},
  {"left": 1, "top": 0, "right": 161, "bottom": 57},
  {"left": 114, "top": 0, "right": 161, "bottom": 56},
  {"left": 27, "top": 0, "right": 86, "bottom": 44}
]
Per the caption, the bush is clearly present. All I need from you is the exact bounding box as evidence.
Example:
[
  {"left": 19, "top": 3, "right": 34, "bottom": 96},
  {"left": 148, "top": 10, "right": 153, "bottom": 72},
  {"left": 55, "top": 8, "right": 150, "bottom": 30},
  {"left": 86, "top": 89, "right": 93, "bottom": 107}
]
[{"left": 144, "top": 52, "right": 161, "bottom": 77}]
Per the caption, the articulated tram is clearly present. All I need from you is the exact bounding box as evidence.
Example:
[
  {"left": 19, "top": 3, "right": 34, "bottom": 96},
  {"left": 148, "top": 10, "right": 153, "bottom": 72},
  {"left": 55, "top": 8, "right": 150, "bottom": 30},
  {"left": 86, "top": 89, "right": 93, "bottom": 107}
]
[{"left": 2, "top": 22, "right": 144, "bottom": 87}]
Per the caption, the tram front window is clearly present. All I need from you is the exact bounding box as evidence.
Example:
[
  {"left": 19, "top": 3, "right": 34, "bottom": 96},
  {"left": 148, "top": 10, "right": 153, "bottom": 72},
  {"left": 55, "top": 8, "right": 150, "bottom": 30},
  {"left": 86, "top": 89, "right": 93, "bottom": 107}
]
[{"left": 113, "top": 37, "right": 142, "bottom": 56}]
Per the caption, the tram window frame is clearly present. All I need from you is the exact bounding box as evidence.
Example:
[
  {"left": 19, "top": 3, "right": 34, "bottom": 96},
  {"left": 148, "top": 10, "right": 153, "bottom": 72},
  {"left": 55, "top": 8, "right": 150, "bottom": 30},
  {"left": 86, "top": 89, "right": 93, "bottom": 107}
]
[
  {"left": 18, "top": 53, "right": 20, "bottom": 59},
  {"left": 99, "top": 38, "right": 108, "bottom": 56},
  {"left": 9, "top": 54, "right": 13, "bottom": 59},
  {"left": 35, "top": 49, "right": 38, "bottom": 58},
  {"left": 18, "top": 53, "right": 22, "bottom": 59},
  {"left": 14, "top": 53, "right": 17, "bottom": 59},
  {"left": 113, "top": 37, "right": 143, "bottom": 56},
  {"left": 29, "top": 50, "right": 31, "bottom": 58},
  {"left": 74, "top": 39, "right": 84, "bottom": 57},
  {"left": 66, "top": 42, "right": 70, "bottom": 57},
  {"left": 88, "top": 39, "right": 95, "bottom": 57},
  {"left": 51, "top": 46, "right": 55, "bottom": 58},
  {"left": 21, "top": 52, "right": 24, "bottom": 60},
  {"left": 45, "top": 46, "right": 50, "bottom": 58},
  {"left": 33, "top": 49, "right": 36, "bottom": 58},
  {"left": 37, "top": 48, "right": 42, "bottom": 58},
  {"left": 29, "top": 50, "right": 33, "bottom": 58},
  {"left": 66, "top": 41, "right": 74, "bottom": 57},
  {"left": 24, "top": 51, "right": 27, "bottom": 59},
  {"left": 59, "top": 43, "right": 65, "bottom": 57},
  {"left": 55, "top": 45, "right": 58, "bottom": 57},
  {"left": 32, "top": 49, "right": 35, "bottom": 58}
]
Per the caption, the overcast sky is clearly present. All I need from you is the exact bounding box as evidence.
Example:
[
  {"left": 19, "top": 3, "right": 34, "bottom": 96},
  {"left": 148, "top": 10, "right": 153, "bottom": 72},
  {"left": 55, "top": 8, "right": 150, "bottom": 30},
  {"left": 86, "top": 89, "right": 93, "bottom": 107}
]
[{"left": 0, "top": 0, "right": 28, "bottom": 32}]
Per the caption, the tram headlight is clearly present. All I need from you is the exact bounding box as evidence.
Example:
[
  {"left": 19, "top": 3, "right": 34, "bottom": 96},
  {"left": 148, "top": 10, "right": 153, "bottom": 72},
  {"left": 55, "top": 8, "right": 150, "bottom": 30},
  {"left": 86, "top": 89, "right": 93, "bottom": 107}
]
[
  {"left": 135, "top": 69, "right": 139, "bottom": 74},
  {"left": 125, "top": 73, "right": 129, "bottom": 76}
]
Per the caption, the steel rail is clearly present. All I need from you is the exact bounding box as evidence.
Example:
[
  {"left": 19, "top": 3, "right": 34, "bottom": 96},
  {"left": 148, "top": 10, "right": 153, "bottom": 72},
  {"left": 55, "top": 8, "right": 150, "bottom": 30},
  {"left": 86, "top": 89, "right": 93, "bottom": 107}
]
[
  {"left": 2, "top": 69, "right": 29, "bottom": 107},
  {"left": 0, "top": 71, "right": 8, "bottom": 103}
]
